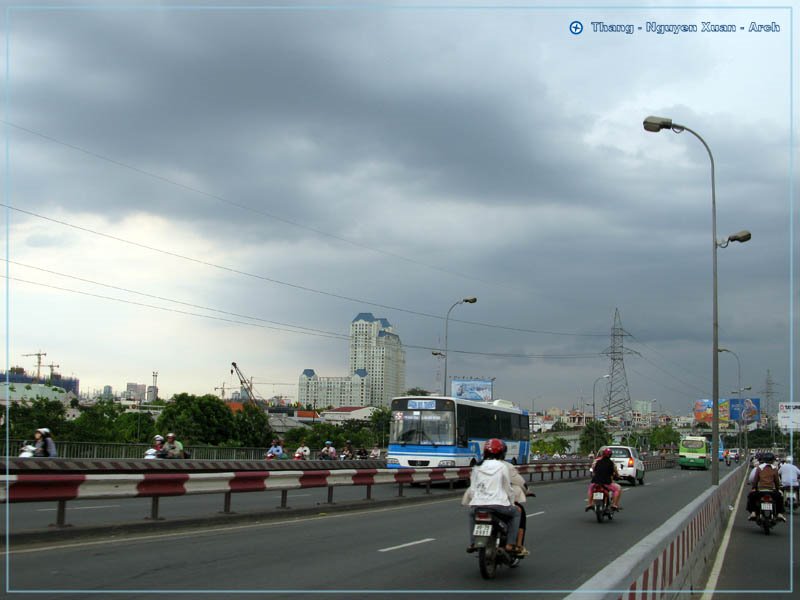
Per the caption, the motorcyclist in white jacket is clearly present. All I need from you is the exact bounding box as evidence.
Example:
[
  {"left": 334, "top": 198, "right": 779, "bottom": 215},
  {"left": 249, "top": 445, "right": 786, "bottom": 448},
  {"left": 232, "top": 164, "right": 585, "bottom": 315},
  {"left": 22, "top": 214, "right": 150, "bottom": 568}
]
[{"left": 463, "top": 438, "right": 527, "bottom": 556}]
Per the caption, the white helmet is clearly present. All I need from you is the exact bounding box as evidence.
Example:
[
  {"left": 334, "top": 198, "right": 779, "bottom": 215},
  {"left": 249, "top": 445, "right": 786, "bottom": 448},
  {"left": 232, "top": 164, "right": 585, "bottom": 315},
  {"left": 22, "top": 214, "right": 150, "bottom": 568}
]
[
  {"left": 154, "top": 435, "right": 164, "bottom": 442},
  {"left": 787, "top": 456, "right": 793, "bottom": 464}
]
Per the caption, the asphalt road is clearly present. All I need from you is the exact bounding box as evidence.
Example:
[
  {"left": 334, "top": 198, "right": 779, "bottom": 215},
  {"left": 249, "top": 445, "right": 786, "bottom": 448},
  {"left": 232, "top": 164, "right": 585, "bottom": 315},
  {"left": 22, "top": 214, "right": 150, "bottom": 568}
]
[
  {"left": 2, "top": 465, "right": 718, "bottom": 600},
  {"left": 706, "top": 474, "right": 799, "bottom": 598}
]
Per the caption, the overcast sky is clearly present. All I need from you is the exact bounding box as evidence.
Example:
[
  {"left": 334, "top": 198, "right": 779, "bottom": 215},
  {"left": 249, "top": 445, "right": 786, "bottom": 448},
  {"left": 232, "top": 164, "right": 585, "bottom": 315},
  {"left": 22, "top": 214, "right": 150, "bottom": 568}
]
[{"left": 3, "top": 0, "right": 796, "bottom": 416}]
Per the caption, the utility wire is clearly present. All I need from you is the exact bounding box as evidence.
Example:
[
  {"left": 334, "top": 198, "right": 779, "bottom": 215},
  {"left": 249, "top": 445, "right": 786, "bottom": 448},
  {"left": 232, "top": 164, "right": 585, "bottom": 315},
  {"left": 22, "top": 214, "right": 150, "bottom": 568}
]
[
  {"left": 8, "top": 260, "right": 349, "bottom": 339},
  {"left": 627, "top": 366, "right": 708, "bottom": 402},
  {"left": 7, "top": 276, "right": 604, "bottom": 360},
  {"left": 631, "top": 351, "right": 710, "bottom": 398},
  {"left": 2, "top": 203, "right": 606, "bottom": 338},
  {"left": 625, "top": 330, "right": 709, "bottom": 389},
  {"left": 2, "top": 119, "right": 520, "bottom": 290},
  {"left": 5, "top": 276, "right": 348, "bottom": 340}
]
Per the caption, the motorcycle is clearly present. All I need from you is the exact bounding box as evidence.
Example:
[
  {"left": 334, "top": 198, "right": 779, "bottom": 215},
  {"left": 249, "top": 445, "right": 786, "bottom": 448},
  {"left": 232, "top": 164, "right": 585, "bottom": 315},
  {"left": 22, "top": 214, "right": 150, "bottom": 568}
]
[
  {"left": 19, "top": 443, "right": 36, "bottom": 458},
  {"left": 754, "top": 492, "right": 778, "bottom": 535},
  {"left": 470, "top": 507, "right": 524, "bottom": 579},
  {"left": 590, "top": 483, "right": 616, "bottom": 523},
  {"left": 725, "top": 455, "right": 731, "bottom": 467},
  {"left": 782, "top": 487, "right": 798, "bottom": 513}
]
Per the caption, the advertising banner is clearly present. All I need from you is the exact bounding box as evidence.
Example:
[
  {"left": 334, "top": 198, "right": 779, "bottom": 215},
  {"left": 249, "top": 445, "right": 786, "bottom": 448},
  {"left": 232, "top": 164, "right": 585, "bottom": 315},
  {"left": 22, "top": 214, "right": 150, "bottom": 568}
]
[
  {"left": 778, "top": 403, "right": 800, "bottom": 431},
  {"left": 451, "top": 379, "right": 493, "bottom": 402},
  {"left": 693, "top": 398, "right": 760, "bottom": 424}
]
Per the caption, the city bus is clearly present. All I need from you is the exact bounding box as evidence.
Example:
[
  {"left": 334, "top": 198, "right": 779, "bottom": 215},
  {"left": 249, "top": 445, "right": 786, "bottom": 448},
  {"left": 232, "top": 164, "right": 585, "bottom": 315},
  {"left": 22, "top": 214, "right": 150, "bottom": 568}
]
[
  {"left": 386, "top": 396, "right": 530, "bottom": 468},
  {"left": 678, "top": 436, "right": 711, "bottom": 470}
]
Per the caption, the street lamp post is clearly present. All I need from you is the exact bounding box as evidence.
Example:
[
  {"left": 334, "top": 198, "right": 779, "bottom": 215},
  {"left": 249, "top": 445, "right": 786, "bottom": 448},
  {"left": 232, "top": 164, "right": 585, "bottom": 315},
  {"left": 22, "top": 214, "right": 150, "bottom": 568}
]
[
  {"left": 643, "top": 116, "right": 751, "bottom": 486},
  {"left": 591, "top": 374, "right": 610, "bottom": 454},
  {"left": 442, "top": 297, "right": 477, "bottom": 396},
  {"left": 718, "top": 346, "right": 743, "bottom": 450}
]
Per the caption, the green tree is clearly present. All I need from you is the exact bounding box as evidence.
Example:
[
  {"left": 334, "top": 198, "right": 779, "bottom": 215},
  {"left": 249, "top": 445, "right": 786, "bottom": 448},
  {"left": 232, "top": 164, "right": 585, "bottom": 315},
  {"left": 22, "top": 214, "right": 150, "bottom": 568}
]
[
  {"left": 8, "top": 397, "right": 68, "bottom": 441},
  {"left": 233, "top": 403, "right": 274, "bottom": 448},
  {"left": 369, "top": 406, "right": 392, "bottom": 447},
  {"left": 156, "top": 393, "right": 236, "bottom": 446},
  {"left": 551, "top": 437, "right": 571, "bottom": 455},
  {"left": 284, "top": 423, "right": 345, "bottom": 455},
  {"left": 404, "top": 387, "right": 430, "bottom": 396},
  {"left": 695, "top": 422, "right": 711, "bottom": 430},
  {"left": 579, "top": 421, "right": 612, "bottom": 455},
  {"left": 649, "top": 424, "right": 681, "bottom": 451},
  {"left": 115, "top": 411, "right": 157, "bottom": 443},
  {"left": 68, "top": 399, "right": 125, "bottom": 442},
  {"left": 551, "top": 421, "right": 571, "bottom": 432}
]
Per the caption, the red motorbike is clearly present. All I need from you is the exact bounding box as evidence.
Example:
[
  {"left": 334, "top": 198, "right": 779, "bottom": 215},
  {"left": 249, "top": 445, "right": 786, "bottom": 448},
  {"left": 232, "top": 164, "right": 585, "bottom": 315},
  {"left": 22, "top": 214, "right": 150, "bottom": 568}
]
[{"left": 590, "top": 483, "right": 615, "bottom": 523}]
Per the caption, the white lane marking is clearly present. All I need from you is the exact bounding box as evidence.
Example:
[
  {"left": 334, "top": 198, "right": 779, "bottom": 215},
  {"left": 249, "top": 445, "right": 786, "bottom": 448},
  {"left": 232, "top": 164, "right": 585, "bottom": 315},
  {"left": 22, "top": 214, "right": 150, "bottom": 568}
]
[
  {"left": 700, "top": 473, "right": 748, "bottom": 599},
  {"left": 531, "top": 511, "right": 545, "bottom": 516},
  {"left": 378, "top": 538, "right": 435, "bottom": 553},
  {"left": 36, "top": 505, "right": 120, "bottom": 512},
  {"left": 3, "top": 497, "right": 457, "bottom": 556}
]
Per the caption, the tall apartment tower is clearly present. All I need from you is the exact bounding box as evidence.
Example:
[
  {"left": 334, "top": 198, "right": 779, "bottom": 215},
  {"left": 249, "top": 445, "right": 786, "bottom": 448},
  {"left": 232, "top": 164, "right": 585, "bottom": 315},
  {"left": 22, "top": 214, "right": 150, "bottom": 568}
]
[{"left": 349, "top": 313, "right": 406, "bottom": 406}]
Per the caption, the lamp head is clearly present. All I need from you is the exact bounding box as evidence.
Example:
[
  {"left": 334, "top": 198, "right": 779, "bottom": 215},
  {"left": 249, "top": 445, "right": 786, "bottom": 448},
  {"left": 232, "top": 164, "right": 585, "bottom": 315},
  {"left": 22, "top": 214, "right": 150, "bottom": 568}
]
[
  {"left": 463, "top": 297, "right": 477, "bottom": 303},
  {"left": 727, "top": 230, "right": 752, "bottom": 244},
  {"left": 643, "top": 116, "right": 673, "bottom": 132}
]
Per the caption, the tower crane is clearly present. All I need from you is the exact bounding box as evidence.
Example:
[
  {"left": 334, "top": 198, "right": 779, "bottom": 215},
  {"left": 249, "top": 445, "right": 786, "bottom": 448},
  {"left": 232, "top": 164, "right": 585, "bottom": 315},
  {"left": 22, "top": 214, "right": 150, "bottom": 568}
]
[
  {"left": 22, "top": 352, "right": 47, "bottom": 381},
  {"left": 230, "top": 362, "right": 261, "bottom": 405},
  {"left": 43, "top": 363, "right": 60, "bottom": 380},
  {"left": 215, "top": 382, "right": 229, "bottom": 400}
]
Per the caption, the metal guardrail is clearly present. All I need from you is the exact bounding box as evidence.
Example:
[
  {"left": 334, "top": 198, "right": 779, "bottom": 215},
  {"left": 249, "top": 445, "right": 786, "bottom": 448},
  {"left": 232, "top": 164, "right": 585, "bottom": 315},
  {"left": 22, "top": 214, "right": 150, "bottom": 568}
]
[
  {"left": 1, "top": 457, "right": 676, "bottom": 528},
  {"left": 3, "top": 439, "right": 284, "bottom": 461}
]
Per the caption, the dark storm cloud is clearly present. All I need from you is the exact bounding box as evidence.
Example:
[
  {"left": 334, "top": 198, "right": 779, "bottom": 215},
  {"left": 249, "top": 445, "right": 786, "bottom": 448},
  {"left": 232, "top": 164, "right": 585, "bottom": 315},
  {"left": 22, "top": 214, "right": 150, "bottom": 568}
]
[
  {"left": 9, "top": 7, "right": 659, "bottom": 234},
  {"left": 5, "top": 3, "right": 793, "bottom": 413}
]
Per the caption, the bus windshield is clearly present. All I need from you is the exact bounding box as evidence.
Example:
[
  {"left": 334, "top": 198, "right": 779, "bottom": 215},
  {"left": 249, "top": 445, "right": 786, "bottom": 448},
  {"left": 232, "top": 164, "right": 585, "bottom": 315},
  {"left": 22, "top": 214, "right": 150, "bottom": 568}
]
[
  {"left": 389, "top": 410, "right": 455, "bottom": 446},
  {"left": 681, "top": 439, "right": 706, "bottom": 450}
]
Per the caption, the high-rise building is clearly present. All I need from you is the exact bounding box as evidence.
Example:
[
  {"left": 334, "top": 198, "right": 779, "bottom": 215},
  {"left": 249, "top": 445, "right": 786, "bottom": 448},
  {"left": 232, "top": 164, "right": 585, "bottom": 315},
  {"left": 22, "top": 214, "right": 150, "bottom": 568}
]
[
  {"left": 349, "top": 313, "right": 405, "bottom": 406},
  {"left": 298, "top": 369, "right": 369, "bottom": 408},
  {"left": 126, "top": 383, "right": 147, "bottom": 402},
  {"left": 299, "top": 313, "right": 406, "bottom": 409}
]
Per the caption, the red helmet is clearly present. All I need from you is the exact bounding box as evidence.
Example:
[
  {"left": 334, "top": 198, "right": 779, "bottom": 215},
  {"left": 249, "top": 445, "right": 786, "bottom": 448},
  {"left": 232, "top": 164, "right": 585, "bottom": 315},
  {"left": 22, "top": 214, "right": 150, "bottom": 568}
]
[
  {"left": 483, "top": 438, "right": 507, "bottom": 457},
  {"left": 602, "top": 448, "right": 613, "bottom": 458}
]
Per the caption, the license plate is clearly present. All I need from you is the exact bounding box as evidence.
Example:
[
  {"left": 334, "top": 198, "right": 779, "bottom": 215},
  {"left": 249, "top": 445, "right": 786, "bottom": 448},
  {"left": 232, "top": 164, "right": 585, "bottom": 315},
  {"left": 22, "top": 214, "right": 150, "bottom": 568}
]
[
  {"left": 473, "top": 524, "right": 492, "bottom": 536},
  {"left": 592, "top": 492, "right": 605, "bottom": 500},
  {"left": 761, "top": 503, "right": 773, "bottom": 511}
]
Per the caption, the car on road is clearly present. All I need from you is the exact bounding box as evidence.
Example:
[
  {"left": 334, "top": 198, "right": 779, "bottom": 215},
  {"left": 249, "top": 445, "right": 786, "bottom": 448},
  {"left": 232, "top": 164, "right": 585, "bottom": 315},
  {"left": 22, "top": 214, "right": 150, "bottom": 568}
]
[{"left": 598, "top": 445, "right": 646, "bottom": 486}]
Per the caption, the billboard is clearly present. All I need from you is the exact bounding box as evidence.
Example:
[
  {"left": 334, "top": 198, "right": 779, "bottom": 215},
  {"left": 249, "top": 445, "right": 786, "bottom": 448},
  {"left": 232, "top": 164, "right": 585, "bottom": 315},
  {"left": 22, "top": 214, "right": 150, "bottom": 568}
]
[
  {"left": 778, "top": 403, "right": 800, "bottom": 431},
  {"left": 451, "top": 379, "right": 493, "bottom": 402},
  {"left": 693, "top": 398, "right": 760, "bottom": 424}
]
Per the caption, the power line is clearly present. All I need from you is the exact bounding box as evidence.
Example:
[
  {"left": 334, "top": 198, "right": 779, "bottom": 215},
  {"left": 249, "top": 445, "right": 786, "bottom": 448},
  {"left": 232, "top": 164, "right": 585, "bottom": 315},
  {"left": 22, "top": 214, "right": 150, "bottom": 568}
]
[
  {"left": 2, "top": 119, "right": 525, "bottom": 291},
  {"left": 2, "top": 204, "right": 606, "bottom": 338},
  {"left": 8, "top": 275, "right": 604, "bottom": 360},
  {"left": 6, "top": 276, "right": 348, "bottom": 340},
  {"left": 626, "top": 366, "right": 706, "bottom": 402},
  {"left": 9, "top": 260, "right": 348, "bottom": 339},
  {"left": 632, "top": 352, "right": 710, "bottom": 398},
  {"left": 625, "top": 330, "right": 709, "bottom": 389}
]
